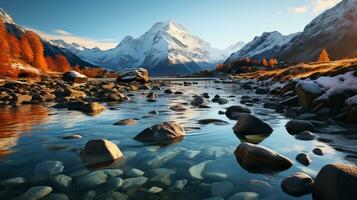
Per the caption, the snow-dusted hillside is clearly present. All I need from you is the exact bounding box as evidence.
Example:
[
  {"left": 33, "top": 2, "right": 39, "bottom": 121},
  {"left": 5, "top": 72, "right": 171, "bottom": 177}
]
[
  {"left": 280, "top": 0, "right": 357, "bottom": 62},
  {"left": 225, "top": 31, "right": 298, "bottom": 64},
  {"left": 52, "top": 21, "right": 239, "bottom": 75}
]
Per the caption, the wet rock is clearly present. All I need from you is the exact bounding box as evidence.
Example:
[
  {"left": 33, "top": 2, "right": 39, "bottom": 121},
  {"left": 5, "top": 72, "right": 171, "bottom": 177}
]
[
  {"left": 198, "top": 119, "right": 228, "bottom": 125},
  {"left": 41, "top": 193, "right": 69, "bottom": 200},
  {"left": 247, "top": 180, "right": 274, "bottom": 198},
  {"left": 147, "top": 186, "right": 163, "bottom": 194},
  {"left": 147, "top": 168, "right": 176, "bottom": 177},
  {"left": 255, "top": 88, "right": 269, "bottom": 94},
  {"left": 233, "top": 114, "right": 273, "bottom": 136},
  {"left": 134, "top": 121, "right": 185, "bottom": 142},
  {"left": 149, "top": 110, "right": 159, "bottom": 115},
  {"left": 225, "top": 106, "right": 251, "bottom": 120},
  {"left": 295, "top": 81, "right": 324, "bottom": 109},
  {"left": 281, "top": 172, "right": 314, "bottom": 197},
  {"left": 62, "top": 71, "right": 88, "bottom": 84},
  {"left": 33, "top": 161, "right": 64, "bottom": 176},
  {"left": 61, "top": 88, "right": 86, "bottom": 99},
  {"left": 189, "top": 160, "right": 213, "bottom": 179},
  {"left": 174, "top": 91, "right": 183, "bottom": 95},
  {"left": 295, "top": 131, "right": 316, "bottom": 140},
  {"left": 234, "top": 143, "right": 293, "bottom": 173},
  {"left": 312, "top": 148, "right": 324, "bottom": 156},
  {"left": 191, "top": 96, "right": 207, "bottom": 106},
  {"left": 113, "top": 119, "right": 137, "bottom": 126},
  {"left": 313, "top": 163, "right": 357, "bottom": 200},
  {"left": 280, "top": 96, "right": 299, "bottom": 107},
  {"left": 169, "top": 104, "right": 187, "bottom": 111},
  {"left": 146, "top": 92, "right": 158, "bottom": 99},
  {"left": 121, "top": 177, "right": 148, "bottom": 190},
  {"left": 170, "top": 179, "right": 187, "bottom": 190},
  {"left": 14, "top": 94, "right": 32, "bottom": 104},
  {"left": 211, "top": 181, "right": 234, "bottom": 198},
  {"left": 80, "top": 102, "right": 105, "bottom": 113},
  {"left": 285, "top": 120, "right": 314, "bottom": 135},
  {"left": 164, "top": 89, "right": 173, "bottom": 94},
  {"left": 19, "top": 186, "right": 53, "bottom": 200},
  {"left": 95, "top": 177, "right": 123, "bottom": 196},
  {"left": 183, "top": 150, "right": 200, "bottom": 159},
  {"left": 227, "top": 192, "right": 259, "bottom": 200},
  {"left": 117, "top": 68, "right": 149, "bottom": 83},
  {"left": 80, "top": 139, "right": 123, "bottom": 164},
  {"left": 296, "top": 153, "right": 311, "bottom": 166},
  {"left": 75, "top": 171, "right": 108, "bottom": 190},
  {"left": 50, "top": 174, "right": 72, "bottom": 192},
  {"left": 149, "top": 173, "right": 172, "bottom": 187},
  {"left": 124, "top": 168, "right": 144, "bottom": 178},
  {"left": 0, "top": 177, "right": 26, "bottom": 189},
  {"left": 62, "top": 134, "right": 82, "bottom": 139}
]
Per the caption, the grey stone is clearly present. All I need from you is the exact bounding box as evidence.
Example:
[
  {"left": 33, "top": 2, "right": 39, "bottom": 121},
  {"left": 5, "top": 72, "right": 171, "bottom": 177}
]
[
  {"left": 19, "top": 186, "right": 53, "bottom": 200},
  {"left": 211, "top": 181, "right": 234, "bottom": 198},
  {"left": 33, "top": 161, "right": 64, "bottom": 176}
]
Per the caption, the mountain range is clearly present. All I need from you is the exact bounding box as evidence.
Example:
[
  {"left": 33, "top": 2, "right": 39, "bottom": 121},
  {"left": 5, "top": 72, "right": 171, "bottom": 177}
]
[
  {"left": 225, "top": 0, "right": 357, "bottom": 63},
  {"left": 1, "top": 0, "right": 357, "bottom": 76},
  {"left": 51, "top": 21, "right": 244, "bottom": 75}
]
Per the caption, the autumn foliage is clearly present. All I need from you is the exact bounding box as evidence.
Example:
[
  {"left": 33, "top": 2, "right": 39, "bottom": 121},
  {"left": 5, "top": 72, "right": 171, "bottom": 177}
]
[
  {"left": 317, "top": 48, "right": 330, "bottom": 63},
  {"left": 0, "top": 19, "right": 74, "bottom": 78}
]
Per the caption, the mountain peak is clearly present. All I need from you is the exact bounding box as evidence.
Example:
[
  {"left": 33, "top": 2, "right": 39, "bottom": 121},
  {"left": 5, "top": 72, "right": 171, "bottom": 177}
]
[{"left": 0, "top": 8, "right": 16, "bottom": 24}]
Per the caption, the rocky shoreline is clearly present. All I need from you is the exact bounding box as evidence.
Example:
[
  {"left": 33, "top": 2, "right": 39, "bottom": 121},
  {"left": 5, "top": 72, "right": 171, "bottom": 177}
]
[{"left": 0, "top": 68, "right": 356, "bottom": 199}]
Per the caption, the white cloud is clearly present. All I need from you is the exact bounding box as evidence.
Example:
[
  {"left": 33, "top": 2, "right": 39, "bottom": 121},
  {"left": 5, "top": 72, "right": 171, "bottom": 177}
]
[
  {"left": 288, "top": 0, "right": 342, "bottom": 15},
  {"left": 26, "top": 27, "right": 118, "bottom": 50},
  {"left": 53, "top": 29, "right": 72, "bottom": 36},
  {"left": 288, "top": 5, "right": 309, "bottom": 14}
]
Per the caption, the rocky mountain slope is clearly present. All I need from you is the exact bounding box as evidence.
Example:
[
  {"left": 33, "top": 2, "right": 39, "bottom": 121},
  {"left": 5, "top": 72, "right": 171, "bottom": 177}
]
[{"left": 225, "top": 31, "right": 298, "bottom": 63}]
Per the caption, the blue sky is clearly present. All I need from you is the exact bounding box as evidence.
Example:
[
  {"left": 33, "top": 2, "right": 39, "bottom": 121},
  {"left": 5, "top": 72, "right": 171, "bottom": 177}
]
[{"left": 0, "top": 0, "right": 341, "bottom": 49}]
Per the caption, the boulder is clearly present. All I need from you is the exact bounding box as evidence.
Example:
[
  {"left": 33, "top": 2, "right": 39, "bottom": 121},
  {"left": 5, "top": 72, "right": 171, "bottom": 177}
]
[
  {"left": 313, "top": 163, "right": 357, "bottom": 200},
  {"left": 295, "top": 81, "right": 325, "bottom": 109},
  {"left": 295, "top": 131, "right": 316, "bottom": 140},
  {"left": 33, "top": 161, "right": 64, "bottom": 176},
  {"left": 62, "top": 71, "right": 88, "bottom": 84},
  {"left": 147, "top": 92, "right": 158, "bottom": 99},
  {"left": 19, "top": 186, "right": 53, "bottom": 200},
  {"left": 233, "top": 114, "right": 273, "bottom": 136},
  {"left": 285, "top": 120, "right": 314, "bottom": 135},
  {"left": 295, "top": 153, "right": 311, "bottom": 166},
  {"left": 225, "top": 106, "right": 251, "bottom": 120},
  {"left": 191, "top": 96, "right": 207, "bottom": 106},
  {"left": 234, "top": 143, "right": 293, "bottom": 173},
  {"left": 80, "top": 139, "right": 123, "bottom": 165},
  {"left": 134, "top": 121, "right": 185, "bottom": 142},
  {"left": 80, "top": 102, "right": 105, "bottom": 113},
  {"left": 117, "top": 68, "right": 149, "bottom": 83},
  {"left": 281, "top": 172, "right": 314, "bottom": 197},
  {"left": 113, "top": 119, "right": 137, "bottom": 126}
]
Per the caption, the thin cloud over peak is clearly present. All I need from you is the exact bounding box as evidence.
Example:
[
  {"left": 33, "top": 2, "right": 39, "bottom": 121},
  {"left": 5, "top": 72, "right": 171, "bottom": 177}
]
[
  {"left": 53, "top": 29, "right": 72, "bottom": 36},
  {"left": 26, "top": 27, "right": 118, "bottom": 50},
  {"left": 289, "top": 0, "right": 342, "bottom": 15}
]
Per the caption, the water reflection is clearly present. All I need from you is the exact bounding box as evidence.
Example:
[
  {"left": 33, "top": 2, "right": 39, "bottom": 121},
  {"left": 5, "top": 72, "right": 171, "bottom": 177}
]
[{"left": 0, "top": 105, "right": 48, "bottom": 159}]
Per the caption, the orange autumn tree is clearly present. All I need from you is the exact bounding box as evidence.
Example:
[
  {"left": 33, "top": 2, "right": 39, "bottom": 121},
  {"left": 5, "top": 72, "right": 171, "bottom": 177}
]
[
  {"left": 261, "top": 58, "right": 268, "bottom": 66},
  {"left": 317, "top": 48, "right": 330, "bottom": 63},
  {"left": 7, "top": 34, "right": 21, "bottom": 59},
  {"left": 24, "top": 31, "right": 47, "bottom": 72},
  {"left": 20, "top": 36, "right": 34, "bottom": 64},
  {"left": 46, "top": 55, "right": 71, "bottom": 72},
  {"left": 0, "top": 19, "right": 17, "bottom": 77}
]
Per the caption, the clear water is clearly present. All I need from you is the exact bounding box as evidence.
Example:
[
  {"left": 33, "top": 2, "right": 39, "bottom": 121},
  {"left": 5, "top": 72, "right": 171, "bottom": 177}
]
[{"left": 0, "top": 81, "right": 353, "bottom": 200}]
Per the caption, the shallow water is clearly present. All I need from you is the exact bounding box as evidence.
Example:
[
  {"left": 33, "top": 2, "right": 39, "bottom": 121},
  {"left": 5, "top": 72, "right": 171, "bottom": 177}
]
[{"left": 0, "top": 81, "right": 354, "bottom": 200}]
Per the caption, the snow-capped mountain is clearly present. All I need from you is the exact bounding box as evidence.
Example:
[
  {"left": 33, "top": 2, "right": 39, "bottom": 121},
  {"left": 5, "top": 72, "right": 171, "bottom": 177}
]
[
  {"left": 279, "top": 0, "right": 357, "bottom": 62},
  {"left": 225, "top": 31, "right": 298, "bottom": 63},
  {"left": 50, "top": 39, "right": 87, "bottom": 53},
  {"left": 57, "top": 21, "right": 233, "bottom": 75},
  {"left": 222, "top": 41, "right": 245, "bottom": 57}
]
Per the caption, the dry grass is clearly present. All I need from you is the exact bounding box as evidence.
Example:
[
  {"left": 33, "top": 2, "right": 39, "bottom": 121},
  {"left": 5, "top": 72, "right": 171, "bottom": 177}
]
[{"left": 236, "top": 58, "right": 357, "bottom": 82}]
